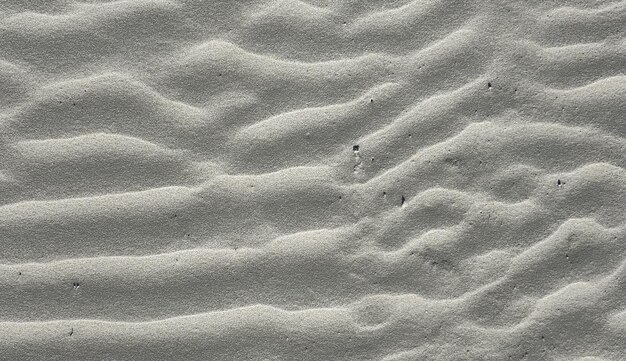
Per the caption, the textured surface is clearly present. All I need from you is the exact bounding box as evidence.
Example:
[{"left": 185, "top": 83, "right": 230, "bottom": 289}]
[{"left": 0, "top": 0, "right": 625, "bottom": 360}]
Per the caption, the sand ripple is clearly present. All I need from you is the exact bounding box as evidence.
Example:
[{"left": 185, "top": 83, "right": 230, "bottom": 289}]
[{"left": 0, "top": 0, "right": 624, "bottom": 360}]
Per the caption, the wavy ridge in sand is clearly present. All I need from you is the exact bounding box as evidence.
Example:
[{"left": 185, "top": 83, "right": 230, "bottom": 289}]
[{"left": 0, "top": 0, "right": 624, "bottom": 360}]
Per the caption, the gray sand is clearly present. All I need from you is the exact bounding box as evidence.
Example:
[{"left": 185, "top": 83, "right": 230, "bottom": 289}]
[{"left": 0, "top": 0, "right": 624, "bottom": 360}]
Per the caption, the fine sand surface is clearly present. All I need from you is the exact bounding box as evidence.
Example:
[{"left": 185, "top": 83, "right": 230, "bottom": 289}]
[{"left": 0, "top": 0, "right": 625, "bottom": 360}]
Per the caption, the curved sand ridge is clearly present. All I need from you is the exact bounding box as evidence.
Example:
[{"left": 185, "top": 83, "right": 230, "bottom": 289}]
[{"left": 0, "top": 0, "right": 625, "bottom": 360}]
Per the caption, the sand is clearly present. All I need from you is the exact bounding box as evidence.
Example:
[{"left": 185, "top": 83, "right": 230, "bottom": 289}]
[{"left": 0, "top": 0, "right": 624, "bottom": 360}]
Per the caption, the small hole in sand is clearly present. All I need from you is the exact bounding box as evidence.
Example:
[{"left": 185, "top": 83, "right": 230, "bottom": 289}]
[
  {"left": 487, "top": 82, "right": 492, "bottom": 89},
  {"left": 401, "top": 195, "right": 406, "bottom": 206},
  {"left": 352, "top": 145, "right": 359, "bottom": 152}
]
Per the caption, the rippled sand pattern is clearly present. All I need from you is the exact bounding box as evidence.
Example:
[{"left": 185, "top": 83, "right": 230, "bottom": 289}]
[{"left": 0, "top": 0, "right": 625, "bottom": 360}]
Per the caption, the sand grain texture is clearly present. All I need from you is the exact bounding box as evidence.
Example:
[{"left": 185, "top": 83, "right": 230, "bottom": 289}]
[{"left": 0, "top": 0, "right": 625, "bottom": 360}]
